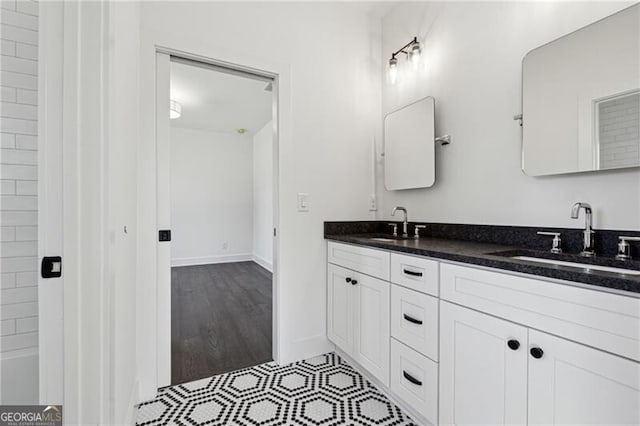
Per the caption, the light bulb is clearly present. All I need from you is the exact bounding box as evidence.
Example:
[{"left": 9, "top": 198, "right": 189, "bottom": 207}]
[
  {"left": 389, "top": 57, "right": 398, "bottom": 85},
  {"left": 409, "top": 41, "right": 421, "bottom": 66}
]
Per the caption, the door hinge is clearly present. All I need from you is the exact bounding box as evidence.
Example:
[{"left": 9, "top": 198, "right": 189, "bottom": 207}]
[
  {"left": 41, "top": 256, "right": 62, "bottom": 278},
  {"left": 159, "top": 229, "right": 171, "bottom": 242},
  {"left": 273, "top": 228, "right": 277, "bottom": 237}
]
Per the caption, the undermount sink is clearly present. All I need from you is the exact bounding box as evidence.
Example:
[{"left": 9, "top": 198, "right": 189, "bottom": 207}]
[{"left": 512, "top": 256, "right": 640, "bottom": 276}]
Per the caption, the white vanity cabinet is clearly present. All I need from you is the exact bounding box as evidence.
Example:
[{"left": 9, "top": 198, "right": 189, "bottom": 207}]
[
  {"left": 327, "top": 243, "right": 390, "bottom": 386},
  {"left": 327, "top": 240, "right": 640, "bottom": 426}
]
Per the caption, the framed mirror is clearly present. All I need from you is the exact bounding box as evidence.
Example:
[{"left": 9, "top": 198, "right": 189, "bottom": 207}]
[
  {"left": 521, "top": 4, "right": 639, "bottom": 176},
  {"left": 384, "top": 96, "right": 435, "bottom": 190}
]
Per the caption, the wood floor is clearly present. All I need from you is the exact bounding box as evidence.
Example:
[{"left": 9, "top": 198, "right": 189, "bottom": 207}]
[{"left": 171, "top": 261, "right": 272, "bottom": 385}]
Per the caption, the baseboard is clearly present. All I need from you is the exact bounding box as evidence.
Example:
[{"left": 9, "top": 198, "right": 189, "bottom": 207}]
[
  {"left": 252, "top": 254, "right": 273, "bottom": 272},
  {"left": 171, "top": 253, "right": 253, "bottom": 267},
  {"left": 334, "top": 348, "right": 432, "bottom": 426}
]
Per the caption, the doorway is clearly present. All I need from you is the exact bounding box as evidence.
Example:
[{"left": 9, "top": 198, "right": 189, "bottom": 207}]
[{"left": 159, "top": 56, "right": 277, "bottom": 386}]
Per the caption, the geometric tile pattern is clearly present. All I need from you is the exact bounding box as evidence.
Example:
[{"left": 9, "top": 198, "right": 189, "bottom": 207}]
[{"left": 136, "top": 353, "right": 416, "bottom": 426}]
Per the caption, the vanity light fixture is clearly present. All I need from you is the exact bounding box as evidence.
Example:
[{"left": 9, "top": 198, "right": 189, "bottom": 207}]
[
  {"left": 388, "top": 36, "right": 421, "bottom": 84},
  {"left": 170, "top": 99, "right": 182, "bottom": 119}
]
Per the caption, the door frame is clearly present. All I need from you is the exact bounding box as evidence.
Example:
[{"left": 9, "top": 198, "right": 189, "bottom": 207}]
[{"left": 153, "top": 48, "right": 281, "bottom": 389}]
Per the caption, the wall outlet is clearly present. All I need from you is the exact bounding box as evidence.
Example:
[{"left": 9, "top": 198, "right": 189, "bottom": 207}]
[
  {"left": 369, "top": 194, "right": 377, "bottom": 211},
  {"left": 297, "top": 193, "right": 309, "bottom": 212},
  {"left": 222, "top": 242, "right": 228, "bottom": 250}
]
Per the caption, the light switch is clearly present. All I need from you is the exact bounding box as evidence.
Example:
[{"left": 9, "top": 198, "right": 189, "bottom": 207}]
[{"left": 297, "top": 193, "right": 309, "bottom": 212}]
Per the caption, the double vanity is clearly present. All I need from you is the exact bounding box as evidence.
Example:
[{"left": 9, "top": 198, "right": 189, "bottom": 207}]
[{"left": 324, "top": 219, "right": 640, "bottom": 426}]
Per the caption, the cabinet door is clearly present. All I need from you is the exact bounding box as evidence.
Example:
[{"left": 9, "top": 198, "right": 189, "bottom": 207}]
[
  {"left": 528, "top": 330, "right": 640, "bottom": 425},
  {"left": 354, "top": 273, "right": 390, "bottom": 386},
  {"left": 327, "top": 264, "right": 354, "bottom": 354},
  {"left": 440, "top": 301, "right": 528, "bottom": 426}
]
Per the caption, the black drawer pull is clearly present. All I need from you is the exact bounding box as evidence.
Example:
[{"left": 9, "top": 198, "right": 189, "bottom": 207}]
[
  {"left": 351, "top": 279, "right": 358, "bottom": 285},
  {"left": 403, "top": 314, "right": 423, "bottom": 325},
  {"left": 403, "top": 269, "right": 423, "bottom": 277},
  {"left": 345, "top": 277, "right": 351, "bottom": 283},
  {"left": 403, "top": 371, "right": 422, "bottom": 386},
  {"left": 530, "top": 347, "right": 544, "bottom": 359}
]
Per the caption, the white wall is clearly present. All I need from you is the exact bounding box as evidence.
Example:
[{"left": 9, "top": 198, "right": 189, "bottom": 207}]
[
  {"left": 252, "top": 121, "right": 273, "bottom": 271},
  {"left": 138, "top": 1, "right": 382, "bottom": 398},
  {"left": 379, "top": 1, "right": 640, "bottom": 231},
  {"left": 170, "top": 127, "right": 254, "bottom": 266},
  {"left": 0, "top": 0, "right": 39, "bottom": 404}
]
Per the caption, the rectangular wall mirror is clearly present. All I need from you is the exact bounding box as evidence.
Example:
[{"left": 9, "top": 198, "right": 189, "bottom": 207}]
[
  {"left": 384, "top": 96, "right": 435, "bottom": 190},
  {"left": 521, "top": 4, "right": 640, "bottom": 176}
]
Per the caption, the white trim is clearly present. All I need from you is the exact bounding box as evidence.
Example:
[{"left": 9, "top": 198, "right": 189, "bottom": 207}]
[
  {"left": 252, "top": 254, "right": 273, "bottom": 273},
  {"left": 171, "top": 254, "right": 253, "bottom": 267},
  {"left": 124, "top": 380, "right": 139, "bottom": 426}
]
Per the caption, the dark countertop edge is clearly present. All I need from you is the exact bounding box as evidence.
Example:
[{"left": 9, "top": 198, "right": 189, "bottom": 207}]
[{"left": 326, "top": 235, "right": 640, "bottom": 296}]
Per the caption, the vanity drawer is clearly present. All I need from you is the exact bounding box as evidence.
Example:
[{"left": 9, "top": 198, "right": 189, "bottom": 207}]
[
  {"left": 391, "top": 284, "right": 438, "bottom": 361},
  {"left": 390, "top": 253, "right": 439, "bottom": 296},
  {"left": 390, "top": 338, "right": 438, "bottom": 425},
  {"left": 327, "top": 241, "right": 390, "bottom": 280},
  {"left": 440, "top": 262, "right": 640, "bottom": 362}
]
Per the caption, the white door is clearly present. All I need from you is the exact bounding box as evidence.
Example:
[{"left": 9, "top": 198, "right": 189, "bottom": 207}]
[
  {"left": 528, "top": 329, "right": 640, "bottom": 425},
  {"left": 156, "top": 51, "right": 172, "bottom": 388},
  {"left": 354, "top": 273, "right": 390, "bottom": 386},
  {"left": 327, "top": 264, "right": 354, "bottom": 354},
  {"left": 439, "top": 301, "right": 528, "bottom": 426}
]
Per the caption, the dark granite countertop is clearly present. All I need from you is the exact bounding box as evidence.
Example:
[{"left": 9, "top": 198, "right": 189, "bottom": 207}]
[{"left": 324, "top": 222, "right": 640, "bottom": 295}]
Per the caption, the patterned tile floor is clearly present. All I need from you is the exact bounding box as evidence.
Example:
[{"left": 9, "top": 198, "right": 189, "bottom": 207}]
[{"left": 136, "top": 352, "right": 416, "bottom": 425}]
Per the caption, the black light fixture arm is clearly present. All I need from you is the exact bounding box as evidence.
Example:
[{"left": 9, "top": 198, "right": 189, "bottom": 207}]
[{"left": 391, "top": 37, "right": 419, "bottom": 59}]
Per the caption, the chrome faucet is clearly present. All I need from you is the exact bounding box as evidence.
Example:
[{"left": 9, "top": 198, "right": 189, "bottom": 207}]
[
  {"left": 570, "top": 202, "right": 595, "bottom": 257},
  {"left": 391, "top": 206, "right": 408, "bottom": 237}
]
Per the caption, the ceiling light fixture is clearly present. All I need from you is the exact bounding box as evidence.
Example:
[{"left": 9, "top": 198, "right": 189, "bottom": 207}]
[
  {"left": 388, "top": 36, "right": 421, "bottom": 84},
  {"left": 170, "top": 99, "right": 182, "bottom": 119}
]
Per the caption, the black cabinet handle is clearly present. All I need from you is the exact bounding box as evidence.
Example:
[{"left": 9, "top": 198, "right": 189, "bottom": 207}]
[
  {"left": 345, "top": 277, "right": 351, "bottom": 283},
  {"left": 403, "top": 269, "right": 423, "bottom": 277},
  {"left": 403, "top": 314, "right": 423, "bottom": 325},
  {"left": 351, "top": 279, "right": 358, "bottom": 285},
  {"left": 507, "top": 339, "right": 520, "bottom": 351},
  {"left": 403, "top": 371, "right": 422, "bottom": 386},
  {"left": 530, "top": 347, "right": 544, "bottom": 359}
]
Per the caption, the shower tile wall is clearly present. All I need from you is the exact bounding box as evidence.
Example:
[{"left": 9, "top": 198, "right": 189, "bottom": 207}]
[{"left": 0, "top": 0, "right": 39, "bottom": 403}]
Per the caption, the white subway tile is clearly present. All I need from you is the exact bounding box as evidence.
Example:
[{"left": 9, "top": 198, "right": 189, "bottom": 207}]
[
  {"left": 1, "top": 1, "right": 16, "bottom": 11},
  {"left": 15, "top": 270, "right": 35, "bottom": 286},
  {"left": 1, "top": 273, "right": 16, "bottom": 288},
  {"left": 1, "top": 148, "right": 37, "bottom": 164},
  {"left": 0, "top": 195, "right": 37, "bottom": 210},
  {"left": 16, "top": 1, "right": 37, "bottom": 17},
  {"left": 15, "top": 42, "right": 35, "bottom": 60},
  {"left": 0, "top": 331, "right": 37, "bottom": 352},
  {"left": 1, "top": 226, "right": 15, "bottom": 241},
  {"left": 1, "top": 319, "right": 15, "bottom": 336},
  {"left": 0, "top": 24, "right": 37, "bottom": 44},
  {"left": 15, "top": 316, "right": 36, "bottom": 333},
  {"left": 0, "top": 164, "right": 36, "bottom": 179},
  {"left": 1, "top": 101, "right": 38, "bottom": 120},
  {"left": 15, "top": 226, "right": 35, "bottom": 241},
  {"left": 0, "top": 286, "right": 37, "bottom": 304},
  {"left": 1, "top": 39, "right": 16, "bottom": 56},
  {"left": 1, "top": 240, "right": 37, "bottom": 257},
  {"left": 1, "top": 86, "right": 17, "bottom": 103},
  {"left": 0, "top": 9, "right": 37, "bottom": 30},
  {"left": 15, "top": 180, "right": 35, "bottom": 195},
  {"left": 16, "top": 88, "right": 36, "bottom": 105},
  {"left": 0, "top": 256, "right": 35, "bottom": 273},
  {"left": 0, "top": 117, "right": 37, "bottom": 135},
  {"left": 0, "top": 301, "right": 36, "bottom": 320},
  {"left": 0, "top": 55, "right": 36, "bottom": 75},
  {"left": 15, "top": 134, "right": 35, "bottom": 149},
  {"left": 0, "top": 180, "right": 15, "bottom": 194},
  {"left": 1, "top": 211, "right": 36, "bottom": 226},
  {"left": 0, "top": 70, "right": 36, "bottom": 89}
]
